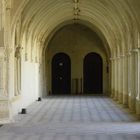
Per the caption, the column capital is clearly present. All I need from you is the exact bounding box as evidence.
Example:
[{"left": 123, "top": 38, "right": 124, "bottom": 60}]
[
  {"left": 120, "top": 55, "right": 125, "bottom": 58},
  {"left": 110, "top": 58, "right": 115, "bottom": 61},
  {"left": 116, "top": 56, "right": 121, "bottom": 59},
  {"left": 110, "top": 57, "right": 120, "bottom": 60},
  {"left": 136, "top": 95, "right": 140, "bottom": 101},
  {"left": 131, "top": 48, "right": 139, "bottom": 53},
  {"left": 15, "top": 45, "right": 23, "bottom": 59},
  {"left": 4, "top": 0, "right": 12, "bottom": 10},
  {"left": 126, "top": 52, "right": 131, "bottom": 56}
]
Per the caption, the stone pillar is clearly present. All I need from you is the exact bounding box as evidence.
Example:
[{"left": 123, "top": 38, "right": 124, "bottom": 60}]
[
  {"left": 0, "top": 0, "right": 11, "bottom": 123},
  {"left": 14, "top": 45, "right": 22, "bottom": 96},
  {"left": 128, "top": 50, "right": 137, "bottom": 112},
  {"left": 123, "top": 55, "right": 128, "bottom": 107},
  {"left": 128, "top": 52, "right": 132, "bottom": 109},
  {"left": 135, "top": 49, "right": 140, "bottom": 115},
  {"left": 114, "top": 58, "right": 118, "bottom": 100},
  {"left": 112, "top": 59, "right": 115, "bottom": 98},
  {"left": 110, "top": 58, "right": 115, "bottom": 98},
  {"left": 117, "top": 57, "right": 121, "bottom": 101},
  {"left": 0, "top": 48, "right": 11, "bottom": 123},
  {"left": 118, "top": 56, "right": 123, "bottom": 103}
]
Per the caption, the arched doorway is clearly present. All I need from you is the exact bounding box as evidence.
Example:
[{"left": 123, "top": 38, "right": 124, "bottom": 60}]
[
  {"left": 84, "top": 53, "right": 103, "bottom": 94},
  {"left": 52, "top": 53, "right": 71, "bottom": 95}
]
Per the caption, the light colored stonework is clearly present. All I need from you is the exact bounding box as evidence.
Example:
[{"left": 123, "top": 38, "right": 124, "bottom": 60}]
[
  {"left": 0, "top": 94, "right": 10, "bottom": 123},
  {"left": 0, "top": 0, "right": 140, "bottom": 122}
]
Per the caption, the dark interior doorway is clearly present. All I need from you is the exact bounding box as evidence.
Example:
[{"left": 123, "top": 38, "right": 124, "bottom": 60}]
[
  {"left": 84, "top": 53, "right": 103, "bottom": 94},
  {"left": 52, "top": 53, "right": 71, "bottom": 95}
]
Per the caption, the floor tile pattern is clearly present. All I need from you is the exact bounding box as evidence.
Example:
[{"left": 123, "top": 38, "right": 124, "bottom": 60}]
[{"left": 0, "top": 96, "right": 140, "bottom": 140}]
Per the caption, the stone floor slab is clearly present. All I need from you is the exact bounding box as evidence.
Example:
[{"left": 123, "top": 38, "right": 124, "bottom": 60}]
[{"left": 0, "top": 96, "right": 140, "bottom": 140}]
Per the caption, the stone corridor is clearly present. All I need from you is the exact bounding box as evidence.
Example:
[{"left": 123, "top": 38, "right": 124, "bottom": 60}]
[{"left": 0, "top": 96, "right": 140, "bottom": 140}]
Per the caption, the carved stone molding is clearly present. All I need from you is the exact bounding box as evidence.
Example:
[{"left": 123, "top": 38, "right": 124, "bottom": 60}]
[
  {"left": 4, "top": 0, "right": 11, "bottom": 10},
  {"left": 131, "top": 48, "right": 139, "bottom": 53},
  {"left": 126, "top": 52, "right": 131, "bottom": 56},
  {"left": 120, "top": 55, "right": 125, "bottom": 58},
  {"left": 0, "top": 47, "right": 12, "bottom": 63},
  {"left": 0, "top": 47, "right": 8, "bottom": 96},
  {"left": 73, "top": 0, "right": 80, "bottom": 21},
  {"left": 15, "top": 45, "right": 22, "bottom": 59},
  {"left": 110, "top": 57, "right": 115, "bottom": 61}
]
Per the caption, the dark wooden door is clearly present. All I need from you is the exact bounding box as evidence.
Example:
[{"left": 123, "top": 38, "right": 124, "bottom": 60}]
[
  {"left": 84, "top": 53, "right": 103, "bottom": 94},
  {"left": 52, "top": 53, "right": 71, "bottom": 95}
]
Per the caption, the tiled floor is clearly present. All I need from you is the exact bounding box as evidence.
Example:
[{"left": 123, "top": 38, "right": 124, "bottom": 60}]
[{"left": 0, "top": 95, "right": 140, "bottom": 140}]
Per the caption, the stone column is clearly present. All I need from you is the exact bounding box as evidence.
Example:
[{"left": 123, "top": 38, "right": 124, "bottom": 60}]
[
  {"left": 0, "top": 48, "right": 11, "bottom": 123},
  {"left": 118, "top": 56, "right": 123, "bottom": 103},
  {"left": 14, "top": 45, "right": 22, "bottom": 96},
  {"left": 135, "top": 49, "right": 140, "bottom": 115},
  {"left": 117, "top": 57, "right": 121, "bottom": 101},
  {"left": 128, "top": 50, "right": 137, "bottom": 112},
  {"left": 127, "top": 52, "right": 131, "bottom": 109},
  {"left": 123, "top": 55, "right": 128, "bottom": 107},
  {"left": 0, "top": 1, "right": 11, "bottom": 123},
  {"left": 114, "top": 58, "right": 118, "bottom": 100},
  {"left": 110, "top": 58, "right": 114, "bottom": 98}
]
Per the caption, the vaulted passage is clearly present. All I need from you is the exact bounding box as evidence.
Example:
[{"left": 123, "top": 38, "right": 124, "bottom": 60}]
[{"left": 1, "top": 1, "right": 140, "bottom": 138}]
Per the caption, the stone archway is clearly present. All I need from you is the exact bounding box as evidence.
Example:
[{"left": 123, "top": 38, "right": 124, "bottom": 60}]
[{"left": 45, "top": 24, "right": 109, "bottom": 95}]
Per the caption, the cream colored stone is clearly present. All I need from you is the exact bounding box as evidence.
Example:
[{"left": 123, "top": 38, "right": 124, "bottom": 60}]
[{"left": 0, "top": 0, "right": 140, "bottom": 122}]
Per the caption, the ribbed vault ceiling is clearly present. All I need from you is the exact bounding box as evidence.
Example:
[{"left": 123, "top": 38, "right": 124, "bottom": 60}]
[{"left": 12, "top": 0, "right": 140, "bottom": 58}]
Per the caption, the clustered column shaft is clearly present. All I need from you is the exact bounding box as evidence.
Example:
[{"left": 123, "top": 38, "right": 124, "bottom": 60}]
[{"left": 110, "top": 49, "right": 140, "bottom": 115}]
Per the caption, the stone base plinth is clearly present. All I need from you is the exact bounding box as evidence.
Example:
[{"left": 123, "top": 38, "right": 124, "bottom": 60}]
[
  {"left": 123, "top": 94, "right": 128, "bottom": 107},
  {"left": 113, "top": 90, "right": 118, "bottom": 101},
  {"left": 136, "top": 99, "right": 140, "bottom": 115},
  {"left": 118, "top": 93, "right": 123, "bottom": 104},
  {"left": 0, "top": 99, "right": 10, "bottom": 124},
  {"left": 128, "top": 96, "right": 136, "bottom": 112}
]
